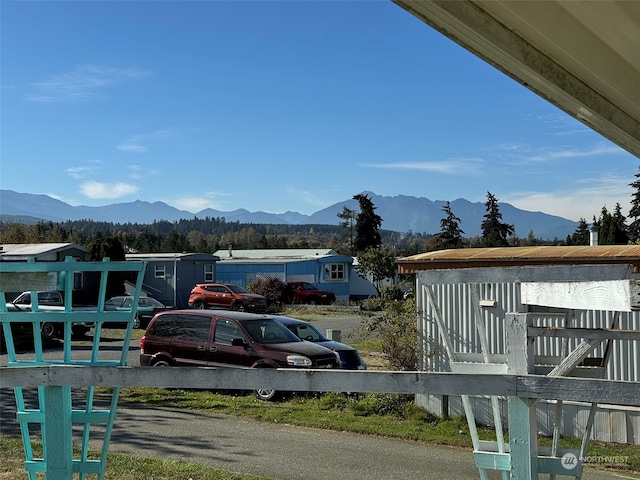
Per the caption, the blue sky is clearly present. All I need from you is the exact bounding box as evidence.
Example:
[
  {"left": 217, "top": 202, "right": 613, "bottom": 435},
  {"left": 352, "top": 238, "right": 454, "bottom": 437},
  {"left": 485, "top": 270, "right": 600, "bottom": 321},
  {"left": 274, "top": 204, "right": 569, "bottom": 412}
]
[{"left": 2, "top": 1, "right": 638, "bottom": 223}]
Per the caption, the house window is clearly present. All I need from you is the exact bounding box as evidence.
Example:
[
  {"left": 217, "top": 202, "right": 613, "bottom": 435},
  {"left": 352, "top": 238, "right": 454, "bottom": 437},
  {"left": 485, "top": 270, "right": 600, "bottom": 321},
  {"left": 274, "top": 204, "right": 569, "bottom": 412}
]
[
  {"left": 154, "top": 264, "right": 166, "bottom": 278},
  {"left": 324, "top": 263, "right": 344, "bottom": 281},
  {"left": 204, "top": 263, "right": 214, "bottom": 282}
]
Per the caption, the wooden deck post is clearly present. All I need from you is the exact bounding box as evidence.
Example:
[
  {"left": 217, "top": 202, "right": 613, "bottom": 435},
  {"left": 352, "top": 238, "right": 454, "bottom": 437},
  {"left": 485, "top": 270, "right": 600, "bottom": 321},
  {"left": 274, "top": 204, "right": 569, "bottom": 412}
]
[{"left": 506, "top": 313, "right": 538, "bottom": 479}]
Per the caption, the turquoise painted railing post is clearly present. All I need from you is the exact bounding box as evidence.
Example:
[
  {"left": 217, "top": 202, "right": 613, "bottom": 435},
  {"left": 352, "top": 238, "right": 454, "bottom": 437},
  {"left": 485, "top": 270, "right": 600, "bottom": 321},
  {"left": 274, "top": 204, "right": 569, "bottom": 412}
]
[{"left": 0, "top": 256, "right": 146, "bottom": 480}]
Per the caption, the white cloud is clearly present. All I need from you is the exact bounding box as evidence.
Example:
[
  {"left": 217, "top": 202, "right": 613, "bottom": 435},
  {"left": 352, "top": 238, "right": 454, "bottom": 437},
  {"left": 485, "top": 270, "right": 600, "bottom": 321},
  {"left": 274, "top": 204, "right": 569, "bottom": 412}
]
[
  {"left": 66, "top": 166, "right": 96, "bottom": 179},
  {"left": 360, "top": 158, "right": 485, "bottom": 175},
  {"left": 117, "top": 143, "right": 148, "bottom": 153},
  {"left": 127, "top": 165, "right": 145, "bottom": 180},
  {"left": 26, "top": 65, "right": 151, "bottom": 103},
  {"left": 80, "top": 181, "right": 138, "bottom": 199},
  {"left": 504, "top": 176, "right": 632, "bottom": 221},
  {"left": 117, "top": 128, "right": 176, "bottom": 153},
  {"left": 172, "top": 192, "right": 231, "bottom": 212},
  {"left": 522, "top": 144, "right": 625, "bottom": 163}
]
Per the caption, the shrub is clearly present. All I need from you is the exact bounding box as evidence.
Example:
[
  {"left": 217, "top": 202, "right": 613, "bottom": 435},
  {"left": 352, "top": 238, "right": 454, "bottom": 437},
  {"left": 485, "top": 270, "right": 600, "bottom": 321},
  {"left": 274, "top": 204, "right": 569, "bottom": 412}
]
[
  {"left": 380, "top": 284, "right": 404, "bottom": 302},
  {"left": 360, "top": 296, "right": 384, "bottom": 311},
  {"left": 247, "top": 277, "right": 287, "bottom": 306},
  {"left": 363, "top": 298, "right": 417, "bottom": 371}
]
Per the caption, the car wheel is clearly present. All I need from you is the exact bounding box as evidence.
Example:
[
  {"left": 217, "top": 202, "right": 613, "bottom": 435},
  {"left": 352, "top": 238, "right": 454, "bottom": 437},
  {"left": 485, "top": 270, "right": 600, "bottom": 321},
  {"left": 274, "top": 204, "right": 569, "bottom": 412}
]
[
  {"left": 308, "top": 298, "right": 318, "bottom": 305},
  {"left": 72, "top": 325, "right": 89, "bottom": 338},
  {"left": 193, "top": 300, "right": 205, "bottom": 309},
  {"left": 254, "top": 365, "right": 281, "bottom": 401},
  {"left": 152, "top": 359, "right": 171, "bottom": 366},
  {"left": 133, "top": 315, "right": 141, "bottom": 329},
  {"left": 232, "top": 303, "right": 245, "bottom": 312},
  {"left": 255, "top": 388, "right": 280, "bottom": 401},
  {"left": 41, "top": 322, "right": 57, "bottom": 339}
]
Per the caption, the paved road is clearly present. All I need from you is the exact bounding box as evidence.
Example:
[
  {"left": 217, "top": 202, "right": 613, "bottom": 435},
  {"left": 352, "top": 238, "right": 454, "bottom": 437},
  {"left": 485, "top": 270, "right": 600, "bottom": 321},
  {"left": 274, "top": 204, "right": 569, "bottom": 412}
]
[{"left": 1, "top": 392, "right": 636, "bottom": 480}]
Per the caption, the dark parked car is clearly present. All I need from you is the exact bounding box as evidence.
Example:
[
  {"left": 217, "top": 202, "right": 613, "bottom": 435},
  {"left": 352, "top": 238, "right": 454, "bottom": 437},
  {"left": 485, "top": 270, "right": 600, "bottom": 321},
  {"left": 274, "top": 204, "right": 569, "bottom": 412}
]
[
  {"left": 273, "top": 316, "right": 367, "bottom": 370},
  {"left": 285, "top": 281, "right": 336, "bottom": 305},
  {"left": 139, "top": 310, "right": 340, "bottom": 400},
  {"left": 104, "top": 295, "right": 173, "bottom": 329},
  {"left": 188, "top": 283, "right": 267, "bottom": 313}
]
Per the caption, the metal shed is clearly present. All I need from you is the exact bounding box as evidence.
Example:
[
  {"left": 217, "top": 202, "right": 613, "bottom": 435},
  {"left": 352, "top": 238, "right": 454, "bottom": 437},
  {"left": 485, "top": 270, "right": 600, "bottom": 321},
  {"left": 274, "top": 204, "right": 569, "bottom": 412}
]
[
  {"left": 0, "top": 243, "right": 92, "bottom": 297},
  {"left": 398, "top": 246, "right": 640, "bottom": 444}
]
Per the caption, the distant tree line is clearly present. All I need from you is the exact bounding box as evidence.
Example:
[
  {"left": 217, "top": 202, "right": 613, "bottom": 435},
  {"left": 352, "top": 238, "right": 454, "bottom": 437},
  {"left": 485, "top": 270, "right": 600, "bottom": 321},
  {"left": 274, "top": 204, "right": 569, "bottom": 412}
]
[{"left": 0, "top": 213, "right": 430, "bottom": 257}]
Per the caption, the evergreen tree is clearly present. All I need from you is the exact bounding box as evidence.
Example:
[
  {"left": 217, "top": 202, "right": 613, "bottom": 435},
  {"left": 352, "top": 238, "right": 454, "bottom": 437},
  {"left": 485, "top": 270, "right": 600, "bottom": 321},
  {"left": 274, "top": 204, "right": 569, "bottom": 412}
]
[
  {"left": 87, "top": 236, "right": 127, "bottom": 300},
  {"left": 480, "top": 192, "right": 514, "bottom": 247},
  {"left": 337, "top": 206, "right": 356, "bottom": 256},
  {"left": 598, "top": 204, "right": 629, "bottom": 245},
  {"left": 628, "top": 166, "right": 640, "bottom": 242},
  {"left": 523, "top": 230, "right": 537, "bottom": 246},
  {"left": 353, "top": 193, "right": 382, "bottom": 254},
  {"left": 613, "top": 203, "right": 629, "bottom": 244},
  {"left": 437, "top": 201, "right": 464, "bottom": 249},
  {"left": 570, "top": 218, "right": 590, "bottom": 245}
]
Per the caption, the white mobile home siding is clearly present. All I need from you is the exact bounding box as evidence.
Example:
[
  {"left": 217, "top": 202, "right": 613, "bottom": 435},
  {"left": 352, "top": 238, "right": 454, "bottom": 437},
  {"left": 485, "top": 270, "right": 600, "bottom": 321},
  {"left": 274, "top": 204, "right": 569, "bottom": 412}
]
[{"left": 415, "top": 265, "right": 640, "bottom": 444}]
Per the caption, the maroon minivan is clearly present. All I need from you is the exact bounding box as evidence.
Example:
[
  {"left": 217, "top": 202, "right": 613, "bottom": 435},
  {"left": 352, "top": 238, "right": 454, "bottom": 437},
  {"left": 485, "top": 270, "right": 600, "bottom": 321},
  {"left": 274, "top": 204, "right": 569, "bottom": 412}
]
[{"left": 139, "top": 310, "right": 340, "bottom": 400}]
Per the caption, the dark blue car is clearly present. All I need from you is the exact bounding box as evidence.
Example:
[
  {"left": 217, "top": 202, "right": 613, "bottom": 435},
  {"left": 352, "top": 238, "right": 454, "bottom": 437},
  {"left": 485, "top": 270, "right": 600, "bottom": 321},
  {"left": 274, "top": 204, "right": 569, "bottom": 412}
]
[{"left": 272, "top": 316, "right": 367, "bottom": 370}]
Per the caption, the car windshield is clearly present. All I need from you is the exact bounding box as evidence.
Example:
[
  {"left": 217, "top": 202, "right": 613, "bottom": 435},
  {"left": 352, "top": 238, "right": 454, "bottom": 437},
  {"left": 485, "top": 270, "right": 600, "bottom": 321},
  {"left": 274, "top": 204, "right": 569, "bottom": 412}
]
[
  {"left": 105, "top": 297, "right": 124, "bottom": 307},
  {"left": 290, "top": 323, "right": 326, "bottom": 342},
  {"left": 140, "top": 297, "right": 164, "bottom": 307},
  {"left": 227, "top": 284, "right": 249, "bottom": 294},
  {"left": 240, "top": 319, "right": 301, "bottom": 344},
  {"left": 301, "top": 283, "right": 318, "bottom": 290}
]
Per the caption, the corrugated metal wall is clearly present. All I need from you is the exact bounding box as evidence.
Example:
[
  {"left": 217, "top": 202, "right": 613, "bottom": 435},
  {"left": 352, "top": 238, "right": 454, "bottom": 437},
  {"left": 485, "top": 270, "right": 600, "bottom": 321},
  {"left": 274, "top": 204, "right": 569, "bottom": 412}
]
[{"left": 415, "top": 265, "right": 640, "bottom": 444}]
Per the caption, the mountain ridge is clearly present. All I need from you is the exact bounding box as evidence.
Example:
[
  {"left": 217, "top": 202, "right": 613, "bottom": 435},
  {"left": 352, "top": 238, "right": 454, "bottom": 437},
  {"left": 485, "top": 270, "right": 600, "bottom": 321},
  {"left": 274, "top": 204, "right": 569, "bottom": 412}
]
[{"left": 0, "top": 189, "right": 578, "bottom": 240}]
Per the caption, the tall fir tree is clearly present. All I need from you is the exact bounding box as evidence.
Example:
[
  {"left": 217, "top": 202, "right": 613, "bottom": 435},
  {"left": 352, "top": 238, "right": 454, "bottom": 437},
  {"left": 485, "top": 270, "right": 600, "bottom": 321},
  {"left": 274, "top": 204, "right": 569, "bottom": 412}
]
[
  {"left": 613, "top": 203, "right": 629, "bottom": 244},
  {"left": 596, "top": 205, "right": 628, "bottom": 245},
  {"left": 337, "top": 206, "right": 356, "bottom": 256},
  {"left": 480, "top": 192, "right": 514, "bottom": 247},
  {"left": 570, "top": 218, "right": 590, "bottom": 245},
  {"left": 628, "top": 165, "right": 640, "bottom": 242},
  {"left": 353, "top": 193, "right": 383, "bottom": 254},
  {"left": 437, "top": 201, "right": 465, "bottom": 249}
]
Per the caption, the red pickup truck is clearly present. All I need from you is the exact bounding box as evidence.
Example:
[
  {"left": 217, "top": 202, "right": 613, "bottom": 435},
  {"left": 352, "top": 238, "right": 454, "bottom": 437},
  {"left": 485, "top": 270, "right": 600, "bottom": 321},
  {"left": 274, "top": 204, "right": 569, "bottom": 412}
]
[{"left": 286, "top": 282, "right": 336, "bottom": 305}]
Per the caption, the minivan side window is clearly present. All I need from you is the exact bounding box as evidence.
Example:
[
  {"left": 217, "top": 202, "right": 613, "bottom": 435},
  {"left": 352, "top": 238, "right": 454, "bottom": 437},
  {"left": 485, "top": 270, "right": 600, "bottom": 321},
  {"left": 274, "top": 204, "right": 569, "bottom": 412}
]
[
  {"left": 214, "top": 319, "right": 244, "bottom": 345},
  {"left": 149, "top": 314, "right": 211, "bottom": 342}
]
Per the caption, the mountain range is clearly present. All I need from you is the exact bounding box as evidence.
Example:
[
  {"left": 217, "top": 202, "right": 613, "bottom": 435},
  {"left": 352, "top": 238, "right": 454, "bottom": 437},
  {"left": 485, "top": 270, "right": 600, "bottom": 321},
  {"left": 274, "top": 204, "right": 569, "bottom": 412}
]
[{"left": 0, "top": 189, "right": 578, "bottom": 240}]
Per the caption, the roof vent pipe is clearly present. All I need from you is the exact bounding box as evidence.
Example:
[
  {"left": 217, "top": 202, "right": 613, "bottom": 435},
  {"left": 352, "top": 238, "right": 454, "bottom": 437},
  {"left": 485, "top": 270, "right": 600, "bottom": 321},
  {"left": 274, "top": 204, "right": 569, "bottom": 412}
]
[{"left": 589, "top": 224, "right": 599, "bottom": 246}]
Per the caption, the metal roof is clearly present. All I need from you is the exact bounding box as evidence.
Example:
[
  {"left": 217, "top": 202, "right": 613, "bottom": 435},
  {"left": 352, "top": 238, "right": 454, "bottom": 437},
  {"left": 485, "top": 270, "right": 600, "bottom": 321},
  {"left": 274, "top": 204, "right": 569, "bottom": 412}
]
[
  {"left": 398, "top": 245, "right": 640, "bottom": 273},
  {"left": 0, "top": 243, "right": 88, "bottom": 259},
  {"left": 126, "top": 252, "right": 219, "bottom": 262},
  {"left": 393, "top": 1, "right": 640, "bottom": 158},
  {"left": 213, "top": 249, "right": 339, "bottom": 260}
]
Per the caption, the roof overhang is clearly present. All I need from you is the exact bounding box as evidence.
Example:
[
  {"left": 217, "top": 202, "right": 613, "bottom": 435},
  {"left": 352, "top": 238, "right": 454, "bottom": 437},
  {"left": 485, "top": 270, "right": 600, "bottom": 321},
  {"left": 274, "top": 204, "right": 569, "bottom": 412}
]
[{"left": 393, "top": 0, "right": 640, "bottom": 158}]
